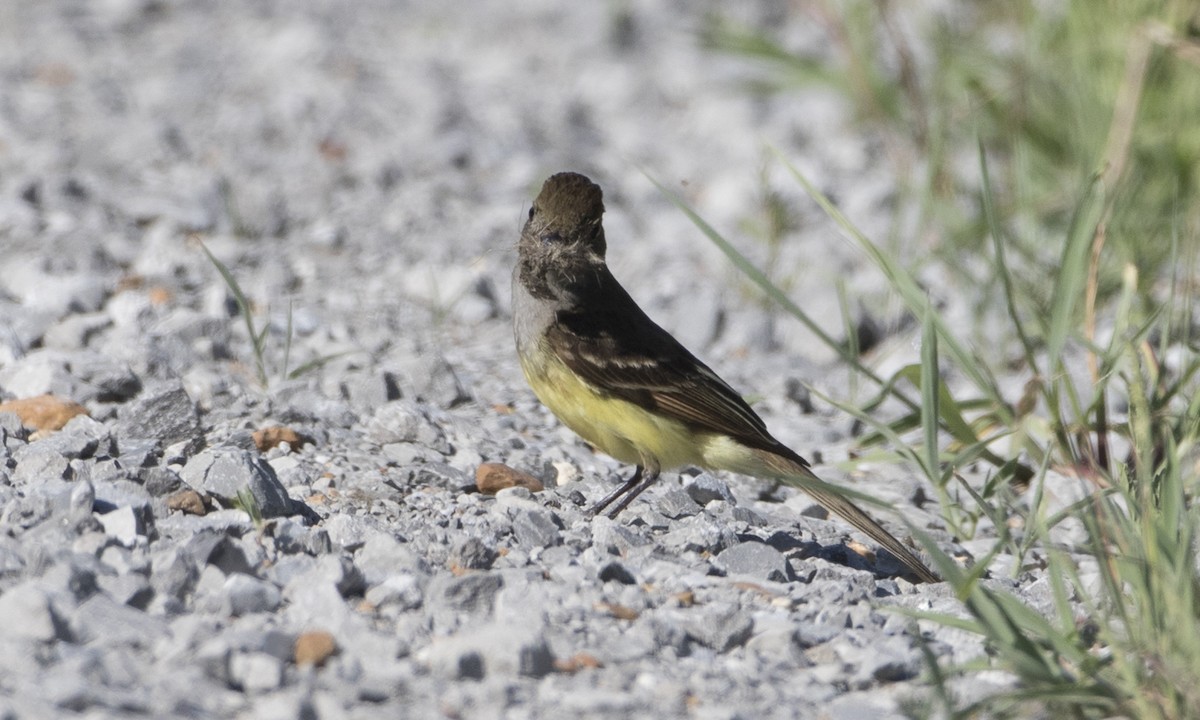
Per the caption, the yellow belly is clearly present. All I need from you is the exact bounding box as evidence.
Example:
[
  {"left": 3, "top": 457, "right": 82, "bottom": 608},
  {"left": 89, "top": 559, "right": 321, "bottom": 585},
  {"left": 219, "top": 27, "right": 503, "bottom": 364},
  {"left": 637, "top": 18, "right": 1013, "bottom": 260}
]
[{"left": 519, "top": 342, "right": 704, "bottom": 470}]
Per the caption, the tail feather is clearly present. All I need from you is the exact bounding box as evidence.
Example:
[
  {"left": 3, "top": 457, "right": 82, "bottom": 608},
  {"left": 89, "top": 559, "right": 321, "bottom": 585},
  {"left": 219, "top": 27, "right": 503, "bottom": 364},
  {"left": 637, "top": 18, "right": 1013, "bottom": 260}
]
[
  {"left": 796, "top": 480, "right": 940, "bottom": 583},
  {"left": 756, "top": 450, "right": 940, "bottom": 583}
]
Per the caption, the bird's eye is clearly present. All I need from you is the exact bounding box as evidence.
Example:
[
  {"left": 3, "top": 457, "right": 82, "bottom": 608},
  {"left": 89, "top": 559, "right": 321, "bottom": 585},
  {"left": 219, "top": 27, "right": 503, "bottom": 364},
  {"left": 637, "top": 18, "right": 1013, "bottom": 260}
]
[{"left": 528, "top": 206, "right": 536, "bottom": 220}]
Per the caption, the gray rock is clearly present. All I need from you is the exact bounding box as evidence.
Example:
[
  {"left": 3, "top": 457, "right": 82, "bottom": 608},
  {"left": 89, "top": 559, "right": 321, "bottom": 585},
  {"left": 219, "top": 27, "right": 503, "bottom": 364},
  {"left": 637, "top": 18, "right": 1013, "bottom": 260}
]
[
  {"left": 71, "top": 352, "right": 142, "bottom": 403},
  {"left": 42, "top": 311, "right": 112, "bottom": 351},
  {"left": 92, "top": 477, "right": 154, "bottom": 512},
  {"left": 266, "top": 454, "right": 316, "bottom": 487},
  {"left": 3, "top": 263, "right": 107, "bottom": 316},
  {"left": 0, "top": 351, "right": 74, "bottom": 399},
  {"left": 431, "top": 647, "right": 484, "bottom": 680},
  {"left": 818, "top": 693, "right": 898, "bottom": 720},
  {"left": 270, "top": 518, "right": 333, "bottom": 555},
  {"left": 150, "top": 549, "right": 199, "bottom": 604},
  {"left": 794, "top": 622, "right": 840, "bottom": 649},
  {"left": 511, "top": 507, "right": 562, "bottom": 547},
  {"left": 230, "top": 625, "right": 296, "bottom": 661},
  {"left": 321, "top": 514, "right": 390, "bottom": 552},
  {"left": 264, "top": 555, "right": 320, "bottom": 589},
  {"left": 340, "top": 371, "right": 402, "bottom": 413},
  {"left": 153, "top": 504, "right": 251, "bottom": 535},
  {"left": 717, "top": 541, "right": 789, "bottom": 582},
  {"left": 116, "top": 379, "right": 201, "bottom": 447},
  {"left": 686, "top": 608, "right": 754, "bottom": 652},
  {"left": 96, "top": 572, "right": 154, "bottom": 609},
  {"left": 281, "top": 572, "right": 354, "bottom": 630},
  {"left": 40, "top": 554, "right": 101, "bottom": 602},
  {"left": 180, "top": 447, "right": 299, "bottom": 518},
  {"left": 0, "top": 536, "right": 26, "bottom": 575},
  {"left": 490, "top": 573, "right": 559, "bottom": 626},
  {"left": 364, "top": 574, "right": 423, "bottom": 612},
  {"left": 69, "top": 479, "right": 96, "bottom": 524},
  {"left": 494, "top": 486, "right": 536, "bottom": 505},
  {"left": 98, "top": 544, "right": 149, "bottom": 575},
  {"left": 98, "top": 505, "right": 153, "bottom": 546},
  {"left": 192, "top": 564, "right": 232, "bottom": 614},
  {"left": 449, "top": 537, "right": 497, "bottom": 571},
  {"left": 842, "top": 635, "right": 920, "bottom": 687},
  {"left": 184, "top": 531, "right": 256, "bottom": 576},
  {"left": 70, "top": 593, "right": 167, "bottom": 647},
  {"left": 243, "top": 694, "right": 319, "bottom": 720},
  {"left": 598, "top": 562, "right": 637, "bottom": 585},
  {"left": 745, "top": 619, "right": 808, "bottom": 664},
  {"left": 513, "top": 632, "right": 556, "bottom": 677},
  {"left": 660, "top": 519, "right": 739, "bottom": 555},
  {"left": 543, "top": 561, "right": 586, "bottom": 591},
  {"left": 80, "top": 458, "right": 129, "bottom": 487},
  {"left": 0, "top": 583, "right": 69, "bottom": 641},
  {"left": 0, "top": 411, "right": 28, "bottom": 442},
  {"left": 151, "top": 311, "right": 231, "bottom": 364},
  {"left": 0, "top": 350, "right": 139, "bottom": 404},
  {"left": 194, "top": 635, "right": 234, "bottom": 686},
  {"left": 10, "top": 443, "right": 73, "bottom": 485},
  {"left": 304, "top": 555, "right": 366, "bottom": 597},
  {"left": 410, "top": 462, "right": 470, "bottom": 490},
  {"left": 35, "top": 415, "right": 116, "bottom": 460},
  {"left": 381, "top": 442, "right": 432, "bottom": 466},
  {"left": 367, "top": 401, "right": 450, "bottom": 453},
  {"left": 590, "top": 517, "right": 654, "bottom": 556},
  {"left": 422, "top": 622, "right": 554, "bottom": 679},
  {"left": 685, "top": 473, "right": 737, "bottom": 506},
  {"left": 647, "top": 613, "right": 691, "bottom": 656},
  {"left": 1, "top": 477, "right": 81, "bottom": 531},
  {"left": 0, "top": 304, "right": 55, "bottom": 363},
  {"left": 656, "top": 488, "right": 703, "bottom": 519},
  {"left": 120, "top": 439, "right": 162, "bottom": 470},
  {"left": 354, "top": 534, "right": 427, "bottom": 585},
  {"left": 229, "top": 651, "right": 284, "bottom": 693},
  {"left": 138, "top": 466, "right": 183, "bottom": 496},
  {"left": 388, "top": 355, "right": 470, "bottom": 409},
  {"left": 223, "top": 574, "right": 282, "bottom": 616},
  {"left": 731, "top": 506, "right": 767, "bottom": 526},
  {"left": 426, "top": 572, "right": 504, "bottom": 627}
]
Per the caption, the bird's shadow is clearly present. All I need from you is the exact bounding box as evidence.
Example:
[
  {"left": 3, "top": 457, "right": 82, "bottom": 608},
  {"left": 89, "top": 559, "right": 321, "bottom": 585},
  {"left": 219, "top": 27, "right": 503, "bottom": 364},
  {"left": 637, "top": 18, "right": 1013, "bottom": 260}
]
[{"left": 740, "top": 530, "right": 916, "bottom": 584}]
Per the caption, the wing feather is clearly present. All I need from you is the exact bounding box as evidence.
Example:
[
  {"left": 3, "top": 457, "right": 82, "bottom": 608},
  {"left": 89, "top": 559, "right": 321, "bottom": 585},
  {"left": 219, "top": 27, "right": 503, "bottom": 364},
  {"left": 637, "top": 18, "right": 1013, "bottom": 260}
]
[{"left": 546, "top": 269, "right": 805, "bottom": 466}]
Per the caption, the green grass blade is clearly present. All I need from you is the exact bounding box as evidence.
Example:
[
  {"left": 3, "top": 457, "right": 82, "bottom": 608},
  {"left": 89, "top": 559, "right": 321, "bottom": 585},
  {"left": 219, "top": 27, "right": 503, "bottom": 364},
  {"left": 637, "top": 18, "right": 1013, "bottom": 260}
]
[
  {"left": 773, "top": 149, "right": 1008, "bottom": 415},
  {"left": 979, "top": 140, "right": 1040, "bottom": 376},
  {"left": 921, "top": 298, "right": 941, "bottom": 487},
  {"left": 199, "top": 240, "right": 268, "bottom": 386},
  {"left": 286, "top": 350, "right": 357, "bottom": 381},
  {"left": 281, "top": 300, "right": 294, "bottom": 383},
  {"left": 642, "top": 170, "right": 920, "bottom": 413},
  {"left": 1046, "top": 174, "right": 1104, "bottom": 367},
  {"left": 807, "top": 384, "right": 928, "bottom": 478}
]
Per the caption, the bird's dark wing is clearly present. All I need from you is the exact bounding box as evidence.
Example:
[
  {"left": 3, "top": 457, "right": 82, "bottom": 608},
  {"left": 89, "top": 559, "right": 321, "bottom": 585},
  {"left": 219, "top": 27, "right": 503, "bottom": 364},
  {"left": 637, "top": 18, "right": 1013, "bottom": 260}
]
[{"left": 547, "top": 269, "right": 806, "bottom": 465}]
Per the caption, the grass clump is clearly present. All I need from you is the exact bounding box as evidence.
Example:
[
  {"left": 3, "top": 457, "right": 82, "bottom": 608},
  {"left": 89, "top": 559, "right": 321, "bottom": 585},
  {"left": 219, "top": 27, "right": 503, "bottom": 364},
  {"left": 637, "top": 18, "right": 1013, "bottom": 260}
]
[
  {"left": 199, "top": 239, "right": 344, "bottom": 388},
  {"left": 703, "top": 1, "right": 1200, "bottom": 313},
  {"left": 680, "top": 3, "right": 1200, "bottom": 716}
]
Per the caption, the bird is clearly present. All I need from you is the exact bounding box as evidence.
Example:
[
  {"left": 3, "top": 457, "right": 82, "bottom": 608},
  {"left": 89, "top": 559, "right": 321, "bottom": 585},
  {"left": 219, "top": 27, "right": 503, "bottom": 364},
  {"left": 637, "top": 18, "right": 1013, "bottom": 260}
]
[{"left": 511, "top": 171, "right": 938, "bottom": 583}]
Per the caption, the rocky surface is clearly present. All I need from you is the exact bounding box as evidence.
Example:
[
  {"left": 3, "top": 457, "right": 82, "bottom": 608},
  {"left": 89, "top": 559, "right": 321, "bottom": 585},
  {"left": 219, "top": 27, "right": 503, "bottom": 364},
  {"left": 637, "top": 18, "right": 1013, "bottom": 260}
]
[{"left": 0, "top": 1, "right": 1051, "bottom": 718}]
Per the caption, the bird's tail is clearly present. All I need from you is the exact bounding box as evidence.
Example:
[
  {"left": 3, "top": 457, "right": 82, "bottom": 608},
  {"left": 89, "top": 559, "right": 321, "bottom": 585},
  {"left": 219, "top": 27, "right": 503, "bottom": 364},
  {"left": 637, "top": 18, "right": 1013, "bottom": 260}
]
[{"left": 745, "top": 447, "right": 940, "bottom": 583}]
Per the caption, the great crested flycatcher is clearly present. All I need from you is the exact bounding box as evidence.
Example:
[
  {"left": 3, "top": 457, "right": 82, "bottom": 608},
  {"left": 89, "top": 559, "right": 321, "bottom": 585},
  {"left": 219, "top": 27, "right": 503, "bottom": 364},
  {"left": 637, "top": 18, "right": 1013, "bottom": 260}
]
[{"left": 512, "top": 172, "right": 938, "bottom": 583}]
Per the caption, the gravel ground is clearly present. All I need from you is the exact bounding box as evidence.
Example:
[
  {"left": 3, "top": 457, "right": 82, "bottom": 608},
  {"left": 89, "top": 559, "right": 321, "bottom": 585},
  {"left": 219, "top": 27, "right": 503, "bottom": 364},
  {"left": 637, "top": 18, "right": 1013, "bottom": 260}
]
[{"left": 0, "top": 2, "right": 1077, "bottom": 718}]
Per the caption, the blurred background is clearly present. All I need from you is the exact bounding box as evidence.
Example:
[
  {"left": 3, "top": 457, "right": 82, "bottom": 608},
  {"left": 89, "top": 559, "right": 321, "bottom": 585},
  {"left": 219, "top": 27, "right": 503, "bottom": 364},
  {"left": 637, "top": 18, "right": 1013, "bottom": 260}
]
[{"left": 1, "top": 1, "right": 1196, "bottom": 370}]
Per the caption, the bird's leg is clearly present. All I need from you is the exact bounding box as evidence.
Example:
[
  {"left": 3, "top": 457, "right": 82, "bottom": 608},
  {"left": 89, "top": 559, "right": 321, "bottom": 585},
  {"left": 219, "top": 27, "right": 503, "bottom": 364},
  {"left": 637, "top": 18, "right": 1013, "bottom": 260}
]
[
  {"left": 586, "top": 466, "right": 644, "bottom": 517},
  {"left": 602, "top": 464, "right": 661, "bottom": 519}
]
